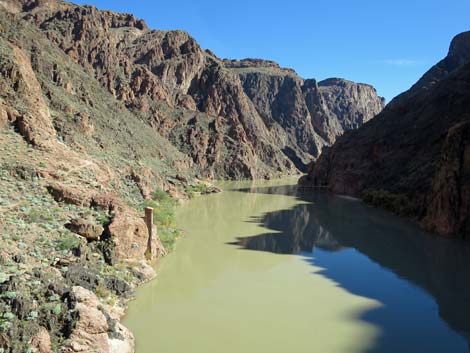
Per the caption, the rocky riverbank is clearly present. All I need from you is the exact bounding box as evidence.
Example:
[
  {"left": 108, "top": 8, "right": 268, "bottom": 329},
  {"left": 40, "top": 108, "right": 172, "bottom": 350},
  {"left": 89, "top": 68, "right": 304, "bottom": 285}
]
[{"left": 0, "top": 120, "right": 219, "bottom": 352}]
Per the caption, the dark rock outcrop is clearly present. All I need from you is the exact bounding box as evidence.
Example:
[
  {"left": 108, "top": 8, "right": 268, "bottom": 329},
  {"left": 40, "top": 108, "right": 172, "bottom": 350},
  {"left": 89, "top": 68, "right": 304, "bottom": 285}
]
[{"left": 301, "top": 32, "right": 470, "bottom": 238}]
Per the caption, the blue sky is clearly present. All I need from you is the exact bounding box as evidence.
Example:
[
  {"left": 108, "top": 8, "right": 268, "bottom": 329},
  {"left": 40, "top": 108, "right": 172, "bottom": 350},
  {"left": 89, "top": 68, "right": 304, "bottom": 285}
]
[{"left": 72, "top": 0, "right": 470, "bottom": 102}]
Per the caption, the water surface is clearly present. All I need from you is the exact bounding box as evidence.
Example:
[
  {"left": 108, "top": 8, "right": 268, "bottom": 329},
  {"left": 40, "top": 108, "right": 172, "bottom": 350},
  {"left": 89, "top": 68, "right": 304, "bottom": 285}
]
[{"left": 124, "top": 179, "right": 470, "bottom": 353}]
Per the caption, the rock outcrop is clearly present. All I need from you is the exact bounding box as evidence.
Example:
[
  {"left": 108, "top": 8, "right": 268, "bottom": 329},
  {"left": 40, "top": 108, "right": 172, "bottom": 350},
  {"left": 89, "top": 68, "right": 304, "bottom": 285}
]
[
  {"left": 60, "top": 287, "right": 134, "bottom": 353},
  {"left": 1, "top": 0, "right": 384, "bottom": 178},
  {"left": 301, "top": 32, "right": 470, "bottom": 238},
  {"left": 226, "top": 60, "right": 385, "bottom": 170}
]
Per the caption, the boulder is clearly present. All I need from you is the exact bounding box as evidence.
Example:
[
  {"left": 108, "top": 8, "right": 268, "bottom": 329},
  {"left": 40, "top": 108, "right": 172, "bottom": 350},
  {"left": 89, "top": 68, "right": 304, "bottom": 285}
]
[
  {"left": 60, "top": 287, "right": 135, "bottom": 353},
  {"left": 66, "top": 218, "right": 104, "bottom": 241},
  {"left": 107, "top": 213, "right": 165, "bottom": 261},
  {"left": 30, "top": 327, "right": 52, "bottom": 353},
  {"left": 61, "top": 287, "right": 109, "bottom": 353}
]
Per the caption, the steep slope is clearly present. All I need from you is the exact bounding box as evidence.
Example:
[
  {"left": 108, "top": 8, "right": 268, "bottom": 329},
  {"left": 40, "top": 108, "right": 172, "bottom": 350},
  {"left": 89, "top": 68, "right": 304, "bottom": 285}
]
[
  {"left": 5, "top": 0, "right": 384, "bottom": 178},
  {"left": 300, "top": 32, "right": 470, "bottom": 238},
  {"left": 0, "top": 7, "right": 190, "bottom": 353}
]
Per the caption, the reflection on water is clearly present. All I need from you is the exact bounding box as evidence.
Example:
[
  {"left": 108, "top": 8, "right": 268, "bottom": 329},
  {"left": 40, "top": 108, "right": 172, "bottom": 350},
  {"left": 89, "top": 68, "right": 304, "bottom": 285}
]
[
  {"left": 232, "top": 185, "right": 470, "bottom": 352},
  {"left": 124, "top": 179, "right": 470, "bottom": 353}
]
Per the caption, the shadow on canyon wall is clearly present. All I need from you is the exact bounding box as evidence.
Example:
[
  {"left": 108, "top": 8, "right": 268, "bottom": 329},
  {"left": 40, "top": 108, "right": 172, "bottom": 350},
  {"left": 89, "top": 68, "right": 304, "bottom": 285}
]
[{"left": 229, "top": 185, "right": 470, "bottom": 353}]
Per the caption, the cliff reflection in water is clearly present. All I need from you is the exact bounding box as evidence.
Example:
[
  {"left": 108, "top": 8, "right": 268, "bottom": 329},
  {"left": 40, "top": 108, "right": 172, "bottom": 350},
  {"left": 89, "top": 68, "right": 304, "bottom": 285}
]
[{"left": 231, "top": 185, "right": 470, "bottom": 352}]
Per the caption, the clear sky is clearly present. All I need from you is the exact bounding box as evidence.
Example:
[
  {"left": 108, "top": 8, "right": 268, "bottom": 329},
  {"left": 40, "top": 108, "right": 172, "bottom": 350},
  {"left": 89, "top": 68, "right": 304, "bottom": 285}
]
[{"left": 71, "top": 0, "right": 470, "bottom": 102}]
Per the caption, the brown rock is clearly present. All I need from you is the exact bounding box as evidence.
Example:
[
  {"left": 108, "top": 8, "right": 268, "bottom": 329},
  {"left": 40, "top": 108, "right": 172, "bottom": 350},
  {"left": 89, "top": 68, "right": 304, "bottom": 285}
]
[
  {"left": 130, "top": 167, "right": 157, "bottom": 200},
  {"left": 66, "top": 218, "right": 104, "bottom": 241},
  {"left": 61, "top": 288, "right": 136, "bottom": 353},
  {"left": 108, "top": 213, "right": 165, "bottom": 261},
  {"left": 0, "top": 0, "right": 22, "bottom": 13},
  {"left": 0, "top": 104, "right": 8, "bottom": 128},
  {"left": 47, "top": 184, "right": 91, "bottom": 206},
  {"left": 14, "top": 2, "right": 382, "bottom": 179},
  {"left": 107, "top": 323, "right": 135, "bottom": 353},
  {"left": 9, "top": 46, "right": 57, "bottom": 148},
  {"left": 61, "top": 287, "right": 109, "bottom": 353},
  {"left": 30, "top": 327, "right": 52, "bottom": 353}
]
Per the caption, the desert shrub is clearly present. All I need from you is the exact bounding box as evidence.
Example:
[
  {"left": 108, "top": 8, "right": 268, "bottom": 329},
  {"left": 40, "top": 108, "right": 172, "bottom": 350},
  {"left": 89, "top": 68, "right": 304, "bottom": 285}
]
[
  {"left": 95, "top": 284, "right": 111, "bottom": 299},
  {"left": 185, "top": 184, "right": 210, "bottom": 199},
  {"left": 56, "top": 233, "right": 80, "bottom": 251},
  {"left": 96, "top": 212, "right": 111, "bottom": 226}
]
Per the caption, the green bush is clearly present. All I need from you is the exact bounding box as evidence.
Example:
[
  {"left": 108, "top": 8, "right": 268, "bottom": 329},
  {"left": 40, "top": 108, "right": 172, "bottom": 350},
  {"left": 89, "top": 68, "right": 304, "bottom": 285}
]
[
  {"left": 362, "top": 189, "right": 417, "bottom": 218},
  {"left": 26, "top": 311, "right": 38, "bottom": 321},
  {"left": 0, "top": 273, "right": 9, "bottom": 284},
  {"left": 94, "top": 284, "right": 111, "bottom": 299},
  {"left": 158, "top": 227, "right": 182, "bottom": 251},
  {"left": 96, "top": 213, "right": 110, "bottom": 226},
  {"left": 56, "top": 234, "right": 80, "bottom": 251},
  {"left": 143, "top": 188, "right": 181, "bottom": 249},
  {"left": 185, "top": 184, "right": 211, "bottom": 198},
  {"left": 151, "top": 189, "right": 173, "bottom": 204}
]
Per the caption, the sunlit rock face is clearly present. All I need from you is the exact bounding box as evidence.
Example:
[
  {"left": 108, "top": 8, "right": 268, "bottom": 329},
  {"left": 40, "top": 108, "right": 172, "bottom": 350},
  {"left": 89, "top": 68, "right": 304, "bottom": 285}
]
[{"left": 3, "top": 0, "right": 383, "bottom": 179}]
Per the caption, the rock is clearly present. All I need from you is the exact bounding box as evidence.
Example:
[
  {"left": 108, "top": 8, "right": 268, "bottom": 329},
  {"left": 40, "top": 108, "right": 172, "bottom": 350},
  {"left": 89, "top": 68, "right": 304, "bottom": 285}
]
[
  {"left": 13, "top": 2, "right": 383, "bottom": 179},
  {"left": 60, "top": 287, "right": 135, "bottom": 353},
  {"left": 130, "top": 167, "right": 157, "bottom": 200},
  {"left": 47, "top": 184, "right": 91, "bottom": 206},
  {"left": 302, "top": 31, "right": 470, "bottom": 238},
  {"left": 103, "top": 276, "right": 131, "bottom": 296},
  {"left": 64, "top": 264, "right": 100, "bottom": 292},
  {"left": 107, "top": 212, "right": 166, "bottom": 261},
  {"left": 66, "top": 218, "right": 104, "bottom": 241},
  {"left": 0, "top": 0, "right": 22, "bottom": 13},
  {"left": 61, "top": 287, "right": 109, "bottom": 353},
  {"left": 206, "top": 186, "right": 222, "bottom": 194},
  {"left": 130, "top": 260, "right": 156, "bottom": 283},
  {"left": 0, "top": 104, "right": 8, "bottom": 128},
  {"left": 8, "top": 46, "right": 57, "bottom": 148},
  {"left": 30, "top": 327, "right": 52, "bottom": 353},
  {"left": 317, "top": 78, "right": 385, "bottom": 141},
  {"left": 423, "top": 122, "right": 470, "bottom": 236},
  {"left": 108, "top": 322, "right": 134, "bottom": 353}
]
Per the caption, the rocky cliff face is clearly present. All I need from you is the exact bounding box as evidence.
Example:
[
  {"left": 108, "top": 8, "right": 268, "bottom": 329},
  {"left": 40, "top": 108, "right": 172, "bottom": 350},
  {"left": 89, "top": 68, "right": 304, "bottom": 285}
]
[
  {"left": 1, "top": 0, "right": 384, "bottom": 179},
  {"left": 301, "top": 32, "right": 470, "bottom": 238},
  {"left": 226, "top": 60, "right": 384, "bottom": 169}
]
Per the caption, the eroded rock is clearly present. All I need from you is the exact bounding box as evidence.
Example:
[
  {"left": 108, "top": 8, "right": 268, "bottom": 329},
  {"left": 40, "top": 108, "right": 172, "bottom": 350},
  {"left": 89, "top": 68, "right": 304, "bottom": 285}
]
[
  {"left": 107, "top": 213, "right": 165, "bottom": 262},
  {"left": 30, "top": 327, "right": 52, "bottom": 353},
  {"left": 66, "top": 218, "right": 104, "bottom": 241},
  {"left": 60, "top": 287, "right": 135, "bottom": 353}
]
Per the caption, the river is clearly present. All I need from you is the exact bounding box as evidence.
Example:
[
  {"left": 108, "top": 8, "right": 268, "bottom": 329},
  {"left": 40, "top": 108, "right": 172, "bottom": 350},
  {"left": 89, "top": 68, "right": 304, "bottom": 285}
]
[{"left": 124, "top": 178, "right": 470, "bottom": 353}]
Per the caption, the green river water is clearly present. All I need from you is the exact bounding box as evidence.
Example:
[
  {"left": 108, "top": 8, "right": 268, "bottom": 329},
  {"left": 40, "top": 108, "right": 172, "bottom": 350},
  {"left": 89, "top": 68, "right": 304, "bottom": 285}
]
[{"left": 124, "top": 178, "right": 470, "bottom": 353}]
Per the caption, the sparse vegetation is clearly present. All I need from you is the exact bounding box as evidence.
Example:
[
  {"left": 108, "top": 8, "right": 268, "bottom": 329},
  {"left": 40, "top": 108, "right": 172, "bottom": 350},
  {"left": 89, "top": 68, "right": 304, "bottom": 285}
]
[
  {"left": 185, "top": 183, "right": 210, "bottom": 199},
  {"left": 143, "top": 188, "right": 182, "bottom": 249},
  {"left": 56, "top": 233, "right": 81, "bottom": 251},
  {"left": 362, "top": 189, "right": 418, "bottom": 218}
]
